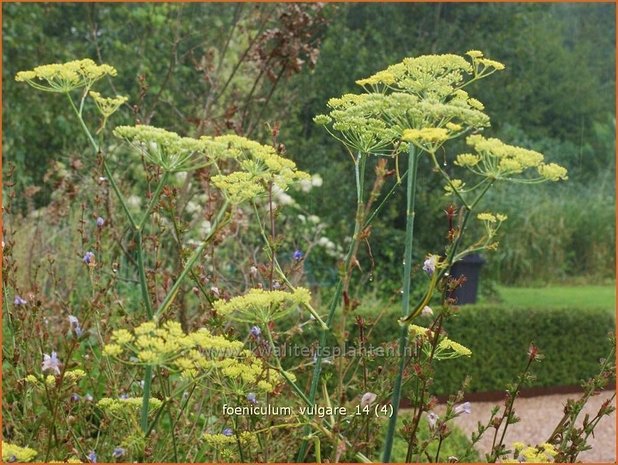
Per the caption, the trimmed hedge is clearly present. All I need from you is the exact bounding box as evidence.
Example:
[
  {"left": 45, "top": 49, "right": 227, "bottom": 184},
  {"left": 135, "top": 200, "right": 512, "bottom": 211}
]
[{"left": 355, "top": 303, "right": 615, "bottom": 396}]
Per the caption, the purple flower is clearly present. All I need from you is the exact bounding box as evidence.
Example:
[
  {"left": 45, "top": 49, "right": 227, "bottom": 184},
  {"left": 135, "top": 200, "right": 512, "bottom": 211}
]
[
  {"left": 42, "top": 351, "right": 62, "bottom": 375},
  {"left": 222, "top": 428, "right": 234, "bottom": 437},
  {"left": 7, "top": 455, "right": 17, "bottom": 463},
  {"left": 68, "top": 315, "right": 83, "bottom": 337},
  {"left": 360, "top": 392, "right": 377, "bottom": 408},
  {"left": 87, "top": 451, "right": 97, "bottom": 463},
  {"left": 247, "top": 392, "right": 257, "bottom": 404},
  {"left": 423, "top": 255, "right": 437, "bottom": 276},
  {"left": 70, "top": 393, "right": 81, "bottom": 402},
  {"left": 112, "top": 447, "right": 126, "bottom": 459},
  {"left": 119, "top": 393, "right": 129, "bottom": 400},
  {"left": 454, "top": 401, "right": 472, "bottom": 415},
  {"left": 293, "top": 249, "right": 304, "bottom": 261},
  {"left": 426, "top": 411, "right": 439, "bottom": 429},
  {"left": 96, "top": 217, "right": 105, "bottom": 227},
  {"left": 250, "top": 326, "right": 261, "bottom": 338},
  {"left": 83, "top": 251, "right": 95, "bottom": 265},
  {"left": 13, "top": 295, "right": 27, "bottom": 306}
]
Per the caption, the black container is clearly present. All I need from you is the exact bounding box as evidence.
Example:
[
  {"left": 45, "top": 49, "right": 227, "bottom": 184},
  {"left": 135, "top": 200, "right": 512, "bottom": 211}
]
[{"left": 449, "top": 253, "right": 485, "bottom": 304}]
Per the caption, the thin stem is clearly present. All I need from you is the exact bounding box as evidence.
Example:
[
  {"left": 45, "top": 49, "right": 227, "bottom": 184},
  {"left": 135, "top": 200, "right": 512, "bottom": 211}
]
[
  {"left": 141, "top": 365, "right": 153, "bottom": 434},
  {"left": 382, "top": 144, "right": 420, "bottom": 462},
  {"left": 153, "top": 200, "right": 230, "bottom": 320},
  {"left": 136, "top": 231, "right": 153, "bottom": 320},
  {"left": 296, "top": 152, "right": 368, "bottom": 461},
  {"left": 138, "top": 172, "right": 170, "bottom": 230}
]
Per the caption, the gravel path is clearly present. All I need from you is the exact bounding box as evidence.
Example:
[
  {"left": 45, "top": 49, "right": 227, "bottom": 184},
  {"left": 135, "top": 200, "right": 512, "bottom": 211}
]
[{"left": 436, "top": 390, "right": 616, "bottom": 462}]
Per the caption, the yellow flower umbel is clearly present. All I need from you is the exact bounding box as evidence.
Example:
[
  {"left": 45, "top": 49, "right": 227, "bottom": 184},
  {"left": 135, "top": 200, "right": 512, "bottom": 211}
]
[
  {"left": 2, "top": 442, "right": 38, "bottom": 462},
  {"left": 114, "top": 125, "right": 219, "bottom": 172},
  {"left": 89, "top": 91, "right": 128, "bottom": 132},
  {"left": 15, "top": 59, "right": 116, "bottom": 93},
  {"left": 103, "top": 320, "right": 282, "bottom": 393},
  {"left": 213, "top": 287, "right": 312, "bottom": 323},
  {"left": 317, "top": 53, "right": 499, "bottom": 157},
  {"left": 455, "top": 135, "right": 568, "bottom": 183},
  {"left": 503, "top": 442, "right": 558, "bottom": 463},
  {"left": 209, "top": 134, "right": 310, "bottom": 204}
]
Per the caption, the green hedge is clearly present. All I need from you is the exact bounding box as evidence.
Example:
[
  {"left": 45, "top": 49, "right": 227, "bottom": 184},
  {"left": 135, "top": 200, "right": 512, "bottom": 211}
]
[{"left": 355, "top": 303, "right": 615, "bottom": 396}]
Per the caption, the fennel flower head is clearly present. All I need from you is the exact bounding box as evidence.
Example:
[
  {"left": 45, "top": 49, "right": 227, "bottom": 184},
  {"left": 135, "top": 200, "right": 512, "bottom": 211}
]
[
  {"left": 15, "top": 58, "right": 116, "bottom": 93},
  {"left": 103, "top": 320, "right": 284, "bottom": 393},
  {"left": 315, "top": 51, "right": 503, "bottom": 156},
  {"left": 209, "top": 134, "right": 310, "bottom": 204}
]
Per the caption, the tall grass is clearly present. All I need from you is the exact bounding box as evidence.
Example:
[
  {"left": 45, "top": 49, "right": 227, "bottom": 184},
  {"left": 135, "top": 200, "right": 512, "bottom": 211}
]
[{"left": 485, "top": 171, "right": 615, "bottom": 284}]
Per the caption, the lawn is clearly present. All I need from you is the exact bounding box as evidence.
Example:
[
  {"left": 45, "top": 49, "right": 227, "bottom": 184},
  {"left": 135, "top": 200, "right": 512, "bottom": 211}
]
[{"left": 492, "top": 284, "right": 616, "bottom": 310}]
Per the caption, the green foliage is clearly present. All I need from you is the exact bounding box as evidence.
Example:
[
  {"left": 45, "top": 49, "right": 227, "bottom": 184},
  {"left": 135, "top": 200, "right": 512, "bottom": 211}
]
[
  {"left": 355, "top": 301, "right": 615, "bottom": 395},
  {"left": 389, "top": 415, "right": 480, "bottom": 462}
]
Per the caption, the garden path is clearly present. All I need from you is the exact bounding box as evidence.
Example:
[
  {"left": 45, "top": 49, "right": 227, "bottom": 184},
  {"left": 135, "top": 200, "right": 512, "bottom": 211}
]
[{"left": 438, "top": 390, "right": 616, "bottom": 462}]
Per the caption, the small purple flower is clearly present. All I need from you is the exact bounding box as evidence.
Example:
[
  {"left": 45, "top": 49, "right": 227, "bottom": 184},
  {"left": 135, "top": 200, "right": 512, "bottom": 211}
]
[
  {"left": 96, "top": 217, "right": 105, "bottom": 227},
  {"left": 7, "top": 455, "right": 17, "bottom": 463},
  {"left": 87, "top": 450, "right": 97, "bottom": 463},
  {"left": 222, "top": 428, "right": 234, "bottom": 437},
  {"left": 112, "top": 447, "right": 126, "bottom": 459},
  {"left": 293, "top": 249, "right": 304, "bottom": 261},
  {"left": 13, "top": 295, "right": 27, "bottom": 306},
  {"left": 68, "top": 315, "right": 83, "bottom": 337},
  {"left": 423, "top": 255, "right": 437, "bottom": 276},
  {"left": 119, "top": 393, "right": 129, "bottom": 400},
  {"left": 360, "top": 392, "right": 377, "bottom": 408},
  {"left": 454, "top": 401, "right": 472, "bottom": 415},
  {"left": 426, "top": 411, "right": 439, "bottom": 429},
  {"left": 83, "top": 251, "right": 95, "bottom": 265},
  {"left": 247, "top": 392, "right": 257, "bottom": 404},
  {"left": 250, "top": 326, "right": 261, "bottom": 338},
  {"left": 70, "top": 393, "right": 81, "bottom": 402},
  {"left": 42, "top": 351, "right": 62, "bottom": 375}
]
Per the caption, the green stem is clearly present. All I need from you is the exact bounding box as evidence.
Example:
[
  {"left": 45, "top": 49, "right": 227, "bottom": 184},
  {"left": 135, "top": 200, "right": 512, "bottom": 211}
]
[
  {"left": 153, "top": 200, "right": 230, "bottom": 320},
  {"left": 296, "top": 152, "right": 367, "bottom": 461},
  {"left": 136, "top": 231, "right": 153, "bottom": 320},
  {"left": 139, "top": 172, "right": 170, "bottom": 230},
  {"left": 382, "top": 144, "right": 419, "bottom": 462},
  {"left": 141, "top": 365, "right": 153, "bottom": 434}
]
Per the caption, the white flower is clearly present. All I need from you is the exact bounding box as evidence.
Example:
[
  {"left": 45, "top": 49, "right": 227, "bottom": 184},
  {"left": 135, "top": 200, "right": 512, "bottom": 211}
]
[
  {"left": 308, "top": 215, "right": 320, "bottom": 224},
  {"left": 127, "top": 195, "right": 142, "bottom": 209},
  {"left": 297, "top": 214, "right": 307, "bottom": 223},
  {"left": 199, "top": 220, "right": 212, "bottom": 236},
  {"left": 421, "top": 306, "right": 434, "bottom": 317},
  {"left": 427, "top": 411, "right": 439, "bottom": 429},
  {"left": 360, "top": 392, "right": 377, "bottom": 408},
  {"left": 185, "top": 201, "right": 200, "bottom": 215},
  {"left": 175, "top": 172, "right": 188, "bottom": 183},
  {"left": 311, "top": 174, "right": 323, "bottom": 187},
  {"left": 454, "top": 401, "right": 471, "bottom": 415},
  {"left": 299, "top": 179, "right": 313, "bottom": 193},
  {"left": 42, "top": 351, "right": 62, "bottom": 375}
]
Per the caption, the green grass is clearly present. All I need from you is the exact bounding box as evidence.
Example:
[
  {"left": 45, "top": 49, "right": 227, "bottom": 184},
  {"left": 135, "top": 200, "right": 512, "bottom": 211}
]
[{"left": 491, "top": 284, "right": 615, "bottom": 310}]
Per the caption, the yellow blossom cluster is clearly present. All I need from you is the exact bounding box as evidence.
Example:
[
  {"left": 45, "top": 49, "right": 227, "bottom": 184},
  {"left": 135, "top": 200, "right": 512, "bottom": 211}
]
[
  {"left": 96, "top": 396, "right": 163, "bottom": 419},
  {"left": 89, "top": 91, "right": 128, "bottom": 117},
  {"left": 2, "top": 442, "right": 38, "bottom": 462},
  {"left": 210, "top": 135, "right": 310, "bottom": 204},
  {"left": 455, "top": 135, "right": 568, "bottom": 183},
  {"left": 104, "top": 321, "right": 281, "bottom": 392},
  {"left": 409, "top": 325, "right": 472, "bottom": 360},
  {"left": 503, "top": 442, "right": 558, "bottom": 463},
  {"left": 15, "top": 59, "right": 116, "bottom": 93},
  {"left": 114, "top": 125, "right": 218, "bottom": 173},
  {"left": 213, "top": 287, "right": 312, "bottom": 323},
  {"left": 316, "top": 53, "right": 498, "bottom": 156},
  {"left": 436, "top": 337, "right": 472, "bottom": 359},
  {"left": 203, "top": 431, "right": 258, "bottom": 448}
]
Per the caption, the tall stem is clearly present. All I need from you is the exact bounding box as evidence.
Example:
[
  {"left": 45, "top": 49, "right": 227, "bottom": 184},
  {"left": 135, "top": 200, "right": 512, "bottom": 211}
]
[
  {"left": 382, "top": 144, "right": 419, "bottom": 462},
  {"left": 296, "top": 152, "right": 367, "bottom": 461}
]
